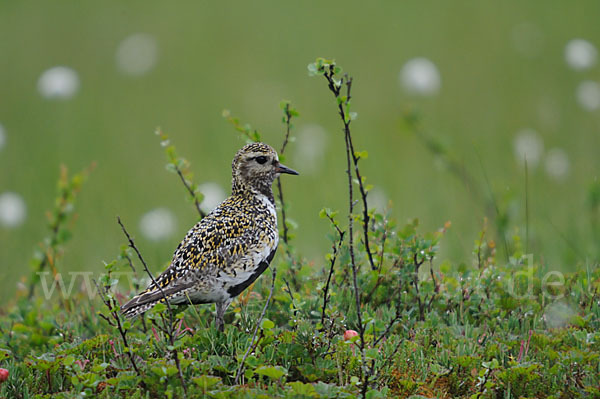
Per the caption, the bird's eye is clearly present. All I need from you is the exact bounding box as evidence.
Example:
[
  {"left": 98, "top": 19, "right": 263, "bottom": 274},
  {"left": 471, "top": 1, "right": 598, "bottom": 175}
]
[{"left": 255, "top": 156, "right": 268, "bottom": 164}]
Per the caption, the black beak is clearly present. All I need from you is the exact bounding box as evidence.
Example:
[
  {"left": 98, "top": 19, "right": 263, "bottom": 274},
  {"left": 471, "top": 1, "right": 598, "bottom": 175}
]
[{"left": 275, "top": 163, "right": 299, "bottom": 175}]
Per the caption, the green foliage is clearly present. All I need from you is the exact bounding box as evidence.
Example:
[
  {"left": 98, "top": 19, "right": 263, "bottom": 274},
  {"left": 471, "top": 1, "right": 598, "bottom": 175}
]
[
  {"left": 155, "top": 128, "right": 205, "bottom": 218},
  {"left": 2, "top": 60, "right": 600, "bottom": 399},
  {"left": 26, "top": 164, "right": 94, "bottom": 299},
  {"left": 223, "top": 109, "right": 262, "bottom": 143}
]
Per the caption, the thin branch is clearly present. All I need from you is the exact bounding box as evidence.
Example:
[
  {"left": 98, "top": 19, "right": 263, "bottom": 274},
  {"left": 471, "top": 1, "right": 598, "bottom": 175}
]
[
  {"left": 176, "top": 167, "right": 206, "bottom": 219},
  {"left": 282, "top": 277, "right": 298, "bottom": 321},
  {"left": 377, "top": 224, "right": 388, "bottom": 271},
  {"left": 118, "top": 217, "right": 174, "bottom": 320},
  {"left": 235, "top": 265, "right": 278, "bottom": 385},
  {"left": 276, "top": 102, "right": 294, "bottom": 245},
  {"left": 322, "top": 65, "right": 370, "bottom": 397},
  {"left": 320, "top": 213, "right": 345, "bottom": 327},
  {"left": 117, "top": 217, "right": 187, "bottom": 397},
  {"left": 94, "top": 279, "right": 144, "bottom": 381},
  {"left": 412, "top": 253, "right": 425, "bottom": 321},
  {"left": 323, "top": 69, "right": 376, "bottom": 272},
  {"left": 427, "top": 257, "right": 440, "bottom": 311},
  {"left": 374, "top": 312, "right": 401, "bottom": 347}
]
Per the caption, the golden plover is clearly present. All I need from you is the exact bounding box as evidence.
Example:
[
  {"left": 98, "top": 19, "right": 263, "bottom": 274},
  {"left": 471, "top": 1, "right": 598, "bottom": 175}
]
[{"left": 121, "top": 142, "right": 298, "bottom": 331}]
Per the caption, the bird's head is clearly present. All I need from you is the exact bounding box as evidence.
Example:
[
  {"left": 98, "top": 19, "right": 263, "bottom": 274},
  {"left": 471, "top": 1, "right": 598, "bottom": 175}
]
[{"left": 232, "top": 142, "right": 298, "bottom": 197}]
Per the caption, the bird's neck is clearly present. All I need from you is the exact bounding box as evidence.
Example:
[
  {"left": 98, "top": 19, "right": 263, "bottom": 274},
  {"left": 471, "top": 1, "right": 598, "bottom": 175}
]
[{"left": 232, "top": 180, "right": 275, "bottom": 205}]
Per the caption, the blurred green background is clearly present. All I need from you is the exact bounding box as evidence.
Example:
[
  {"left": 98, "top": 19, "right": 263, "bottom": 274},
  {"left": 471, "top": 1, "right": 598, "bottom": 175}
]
[{"left": 1, "top": 1, "right": 599, "bottom": 302}]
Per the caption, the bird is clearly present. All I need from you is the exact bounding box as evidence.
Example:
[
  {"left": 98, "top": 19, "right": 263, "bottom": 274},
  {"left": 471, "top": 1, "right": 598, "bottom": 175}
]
[{"left": 121, "top": 142, "right": 298, "bottom": 331}]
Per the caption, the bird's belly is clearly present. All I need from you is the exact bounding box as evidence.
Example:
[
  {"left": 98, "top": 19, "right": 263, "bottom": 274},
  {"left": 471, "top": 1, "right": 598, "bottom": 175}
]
[
  {"left": 167, "top": 274, "right": 229, "bottom": 305},
  {"left": 168, "top": 264, "right": 266, "bottom": 305}
]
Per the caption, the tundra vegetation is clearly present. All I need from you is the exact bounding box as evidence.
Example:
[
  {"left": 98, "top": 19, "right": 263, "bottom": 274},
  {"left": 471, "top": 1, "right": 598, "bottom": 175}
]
[{"left": 1, "top": 60, "right": 599, "bottom": 399}]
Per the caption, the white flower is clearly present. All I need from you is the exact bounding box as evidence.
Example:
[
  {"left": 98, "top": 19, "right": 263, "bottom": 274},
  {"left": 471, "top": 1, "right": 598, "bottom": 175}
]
[
  {"left": 368, "top": 187, "right": 388, "bottom": 213},
  {"left": 544, "top": 148, "right": 570, "bottom": 181},
  {"left": 0, "top": 192, "right": 27, "bottom": 228},
  {"left": 139, "top": 208, "right": 176, "bottom": 241},
  {"left": 513, "top": 129, "right": 544, "bottom": 168},
  {"left": 38, "top": 66, "right": 80, "bottom": 99},
  {"left": 399, "top": 58, "right": 441, "bottom": 96},
  {"left": 576, "top": 81, "right": 600, "bottom": 111},
  {"left": 544, "top": 301, "right": 575, "bottom": 329},
  {"left": 198, "top": 182, "right": 226, "bottom": 214},
  {"left": 565, "top": 39, "right": 597, "bottom": 71},
  {"left": 116, "top": 33, "right": 158, "bottom": 76}
]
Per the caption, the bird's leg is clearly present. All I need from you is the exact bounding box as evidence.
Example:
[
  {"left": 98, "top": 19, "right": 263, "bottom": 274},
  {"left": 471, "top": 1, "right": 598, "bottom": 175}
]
[{"left": 215, "top": 298, "right": 233, "bottom": 332}]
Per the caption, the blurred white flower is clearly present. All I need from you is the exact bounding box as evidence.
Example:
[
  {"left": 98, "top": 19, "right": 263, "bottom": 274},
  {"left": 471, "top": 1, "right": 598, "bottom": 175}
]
[
  {"left": 293, "top": 124, "right": 328, "bottom": 174},
  {"left": 139, "top": 207, "right": 176, "bottom": 241},
  {"left": 0, "top": 192, "right": 27, "bottom": 228},
  {"left": 399, "top": 58, "right": 441, "bottom": 96},
  {"left": 368, "top": 187, "right": 388, "bottom": 213},
  {"left": 544, "top": 301, "right": 575, "bottom": 329},
  {"left": 0, "top": 123, "right": 5, "bottom": 151},
  {"left": 198, "top": 182, "right": 226, "bottom": 214},
  {"left": 511, "top": 22, "right": 544, "bottom": 58},
  {"left": 544, "top": 148, "right": 570, "bottom": 181},
  {"left": 576, "top": 80, "right": 600, "bottom": 111},
  {"left": 565, "top": 39, "right": 597, "bottom": 71},
  {"left": 513, "top": 129, "right": 544, "bottom": 168},
  {"left": 116, "top": 33, "right": 158, "bottom": 76},
  {"left": 37, "top": 66, "right": 80, "bottom": 99}
]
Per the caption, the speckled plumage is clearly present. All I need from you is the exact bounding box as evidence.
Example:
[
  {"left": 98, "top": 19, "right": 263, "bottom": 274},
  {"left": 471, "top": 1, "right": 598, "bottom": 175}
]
[{"left": 121, "top": 142, "right": 298, "bottom": 330}]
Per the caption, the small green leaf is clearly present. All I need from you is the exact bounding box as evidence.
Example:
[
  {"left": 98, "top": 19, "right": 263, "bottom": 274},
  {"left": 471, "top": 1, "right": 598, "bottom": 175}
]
[
  {"left": 152, "top": 302, "right": 167, "bottom": 314},
  {"left": 193, "top": 375, "right": 221, "bottom": 390},
  {"left": 319, "top": 208, "right": 329, "bottom": 219},
  {"left": 62, "top": 355, "right": 75, "bottom": 367},
  {"left": 255, "top": 365, "right": 287, "bottom": 380},
  {"left": 354, "top": 150, "right": 368, "bottom": 159},
  {"left": 365, "top": 348, "right": 379, "bottom": 360},
  {"left": 261, "top": 318, "right": 275, "bottom": 330},
  {"left": 287, "top": 381, "right": 318, "bottom": 397}
]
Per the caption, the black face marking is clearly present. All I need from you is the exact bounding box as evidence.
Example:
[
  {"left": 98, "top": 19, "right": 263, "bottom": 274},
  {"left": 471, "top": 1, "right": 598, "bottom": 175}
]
[
  {"left": 227, "top": 247, "right": 277, "bottom": 297},
  {"left": 255, "top": 156, "right": 268, "bottom": 164}
]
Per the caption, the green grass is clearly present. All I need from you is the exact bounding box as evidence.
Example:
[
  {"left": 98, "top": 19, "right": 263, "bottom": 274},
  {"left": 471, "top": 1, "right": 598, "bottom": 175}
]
[
  {"left": 1, "top": 195, "right": 599, "bottom": 398},
  {"left": 2, "top": 1, "right": 600, "bottom": 304},
  {"left": 1, "top": 58, "right": 599, "bottom": 398}
]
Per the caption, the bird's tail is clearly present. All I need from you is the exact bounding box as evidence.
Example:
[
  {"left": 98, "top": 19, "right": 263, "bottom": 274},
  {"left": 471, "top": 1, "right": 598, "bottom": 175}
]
[{"left": 121, "top": 288, "right": 172, "bottom": 318}]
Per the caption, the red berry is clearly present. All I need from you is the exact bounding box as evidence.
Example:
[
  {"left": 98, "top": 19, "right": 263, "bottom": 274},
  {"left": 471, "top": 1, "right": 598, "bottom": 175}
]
[
  {"left": 0, "top": 368, "right": 8, "bottom": 383},
  {"left": 343, "top": 330, "right": 359, "bottom": 341}
]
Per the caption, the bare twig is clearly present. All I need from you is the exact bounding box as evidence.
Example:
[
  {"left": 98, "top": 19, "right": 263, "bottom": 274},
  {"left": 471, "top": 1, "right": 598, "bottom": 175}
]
[
  {"left": 235, "top": 266, "right": 277, "bottom": 385},
  {"left": 156, "top": 129, "right": 205, "bottom": 219},
  {"left": 95, "top": 279, "right": 144, "bottom": 381},
  {"left": 322, "top": 69, "right": 376, "bottom": 272},
  {"left": 121, "top": 251, "right": 147, "bottom": 332},
  {"left": 282, "top": 277, "right": 298, "bottom": 321},
  {"left": 320, "top": 212, "right": 345, "bottom": 327},
  {"left": 176, "top": 167, "right": 205, "bottom": 219},
  {"left": 427, "top": 257, "right": 440, "bottom": 312},
  {"left": 117, "top": 217, "right": 187, "bottom": 397},
  {"left": 412, "top": 253, "right": 425, "bottom": 321},
  {"left": 321, "top": 63, "right": 371, "bottom": 396},
  {"left": 276, "top": 102, "right": 294, "bottom": 245}
]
